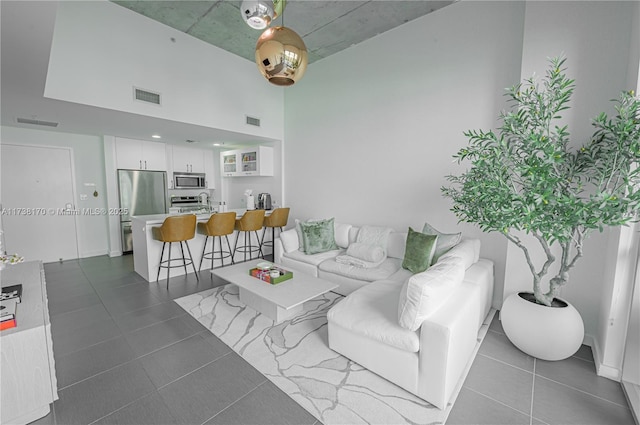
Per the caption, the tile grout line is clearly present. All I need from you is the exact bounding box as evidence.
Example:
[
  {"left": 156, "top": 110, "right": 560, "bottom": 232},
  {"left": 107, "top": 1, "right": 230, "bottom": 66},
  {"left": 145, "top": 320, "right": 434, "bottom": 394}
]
[
  {"left": 476, "top": 352, "right": 535, "bottom": 375},
  {"left": 155, "top": 351, "right": 234, "bottom": 391},
  {"left": 530, "top": 358, "right": 536, "bottom": 425},
  {"left": 57, "top": 329, "right": 214, "bottom": 391},
  {"left": 534, "top": 373, "right": 633, "bottom": 410},
  {"left": 199, "top": 379, "right": 270, "bottom": 425},
  {"left": 463, "top": 386, "right": 533, "bottom": 419}
]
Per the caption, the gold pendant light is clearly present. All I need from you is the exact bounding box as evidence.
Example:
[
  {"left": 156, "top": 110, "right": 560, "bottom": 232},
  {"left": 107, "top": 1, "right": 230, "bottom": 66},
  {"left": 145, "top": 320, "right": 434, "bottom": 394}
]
[{"left": 255, "top": 26, "right": 308, "bottom": 86}]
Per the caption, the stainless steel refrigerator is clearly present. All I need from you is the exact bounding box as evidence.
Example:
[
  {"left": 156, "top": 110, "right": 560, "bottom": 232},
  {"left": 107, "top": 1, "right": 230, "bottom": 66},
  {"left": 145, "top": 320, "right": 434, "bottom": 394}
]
[{"left": 118, "top": 169, "right": 168, "bottom": 253}]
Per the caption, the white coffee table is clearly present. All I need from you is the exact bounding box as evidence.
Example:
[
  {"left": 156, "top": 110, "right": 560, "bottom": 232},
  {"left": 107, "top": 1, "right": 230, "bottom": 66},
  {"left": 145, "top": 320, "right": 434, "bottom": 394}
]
[{"left": 211, "top": 259, "right": 339, "bottom": 323}]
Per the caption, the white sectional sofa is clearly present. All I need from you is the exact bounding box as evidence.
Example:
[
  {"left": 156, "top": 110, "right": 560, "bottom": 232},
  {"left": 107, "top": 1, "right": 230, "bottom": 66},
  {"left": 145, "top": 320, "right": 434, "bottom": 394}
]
[{"left": 273, "top": 222, "right": 494, "bottom": 409}]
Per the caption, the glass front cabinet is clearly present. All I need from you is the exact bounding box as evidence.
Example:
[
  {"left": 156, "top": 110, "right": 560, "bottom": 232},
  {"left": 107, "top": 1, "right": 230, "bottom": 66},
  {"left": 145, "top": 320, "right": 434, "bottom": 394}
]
[
  {"left": 221, "top": 151, "right": 238, "bottom": 176},
  {"left": 220, "top": 146, "right": 274, "bottom": 177}
]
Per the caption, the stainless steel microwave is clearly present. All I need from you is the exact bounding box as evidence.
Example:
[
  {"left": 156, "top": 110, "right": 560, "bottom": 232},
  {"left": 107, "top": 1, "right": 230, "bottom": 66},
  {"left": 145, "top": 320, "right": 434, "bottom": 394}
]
[{"left": 173, "top": 172, "right": 206, "bottom": 189}]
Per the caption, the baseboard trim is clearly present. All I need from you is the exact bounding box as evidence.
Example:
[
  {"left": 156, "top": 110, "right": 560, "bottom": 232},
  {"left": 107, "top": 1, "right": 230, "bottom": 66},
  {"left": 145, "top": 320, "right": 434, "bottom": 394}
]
[
  {"left": 622, "top": 381, "right": 640, "bottom": 425},
  {"left": 109, "top": 249, "right": 123, "bottom": 257},
  {"left": 81, "top": 249, "right": 109, "bottom": 259},
  {"left": 588, "top": 334, "right": 623, "bottom": 381}
]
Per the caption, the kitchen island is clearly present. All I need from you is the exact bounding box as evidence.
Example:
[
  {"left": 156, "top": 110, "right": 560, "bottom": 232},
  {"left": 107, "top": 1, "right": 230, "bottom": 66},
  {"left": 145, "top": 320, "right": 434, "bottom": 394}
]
[{"left": 132, "top": 209, "right": 272, "bottom": 282}]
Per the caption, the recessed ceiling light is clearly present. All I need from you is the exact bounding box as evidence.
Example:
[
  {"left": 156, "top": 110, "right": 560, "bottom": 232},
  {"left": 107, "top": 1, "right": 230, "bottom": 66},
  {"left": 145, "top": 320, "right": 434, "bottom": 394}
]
[
  {"left": 213, "top": 143, "right": 222, "bottom": 146},
  {"left": 151, "top": 134, "right": 161, "bottom": 139}
]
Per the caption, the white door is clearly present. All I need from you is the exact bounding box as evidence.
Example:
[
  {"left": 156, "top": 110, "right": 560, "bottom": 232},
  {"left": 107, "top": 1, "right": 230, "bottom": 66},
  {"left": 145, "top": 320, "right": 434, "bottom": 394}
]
[{"left": 1, "top": 144, "right": 79, "bottom": 263}]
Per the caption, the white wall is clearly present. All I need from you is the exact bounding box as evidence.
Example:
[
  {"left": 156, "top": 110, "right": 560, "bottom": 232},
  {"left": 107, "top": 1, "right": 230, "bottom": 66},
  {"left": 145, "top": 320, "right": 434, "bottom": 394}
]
[
  {"left": 621, "top": 0, "right": 640, "bottom": 399},
  {"left": 284, "top": 1, "right": 526, "bottom": 307},
  {"left": 503, "top": 1, "right": 637, "bottom": 360},
  {"left": 44, "top": 0, "right": 284, "bottom": 141},
  {"left": 0, "top": 126, "right": 110, "bottom": 258}
]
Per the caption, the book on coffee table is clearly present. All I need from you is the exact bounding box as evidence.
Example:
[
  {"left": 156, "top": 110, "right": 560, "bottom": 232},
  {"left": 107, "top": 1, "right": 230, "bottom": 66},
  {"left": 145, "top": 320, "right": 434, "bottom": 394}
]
[
  {"left": 1, "top": 284, "right": 22, "bottom": 303},
  {"left": 249, "top": 266, "right": 293, "bottom": 285}
]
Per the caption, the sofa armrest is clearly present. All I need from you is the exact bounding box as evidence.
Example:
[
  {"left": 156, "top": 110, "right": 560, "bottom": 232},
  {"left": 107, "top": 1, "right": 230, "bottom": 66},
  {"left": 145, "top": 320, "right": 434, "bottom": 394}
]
[
  {"left": 274, "top": 237, "right": 285, "bottom": 264},
  {"left": 416, "top": 280, "right": 482, "bottom": 409}
]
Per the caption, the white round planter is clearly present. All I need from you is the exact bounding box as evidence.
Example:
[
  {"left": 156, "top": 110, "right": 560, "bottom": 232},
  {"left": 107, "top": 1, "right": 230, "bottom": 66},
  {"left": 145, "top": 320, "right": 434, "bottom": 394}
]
[{"left": 501, "top": 292, "right": 584, "bottom": 361}]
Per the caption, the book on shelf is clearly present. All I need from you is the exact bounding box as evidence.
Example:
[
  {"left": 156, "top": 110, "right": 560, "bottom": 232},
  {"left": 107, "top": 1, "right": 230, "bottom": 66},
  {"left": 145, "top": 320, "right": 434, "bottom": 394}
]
[
  {"left": 0, "top": 318, "right": 16, "bottom": 331},
  {"left": 1, "top": 284, "right": 23, "bottom": 303},
  {"left": 0, "top": 298, "right": 18, "bottom": 322}
]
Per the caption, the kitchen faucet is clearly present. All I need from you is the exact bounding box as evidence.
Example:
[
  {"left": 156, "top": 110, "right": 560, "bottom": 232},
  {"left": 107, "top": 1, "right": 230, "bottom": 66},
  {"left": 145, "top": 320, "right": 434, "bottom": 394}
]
[{"left": 198, "top": 191, "right": 210, "bottom": 211}]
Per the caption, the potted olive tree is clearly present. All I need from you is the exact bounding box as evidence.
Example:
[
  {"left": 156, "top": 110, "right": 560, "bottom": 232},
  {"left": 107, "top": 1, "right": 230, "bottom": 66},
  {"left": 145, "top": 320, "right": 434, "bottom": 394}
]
[{"left": 442, "top": 56, "right": 640, "bottom": 360}]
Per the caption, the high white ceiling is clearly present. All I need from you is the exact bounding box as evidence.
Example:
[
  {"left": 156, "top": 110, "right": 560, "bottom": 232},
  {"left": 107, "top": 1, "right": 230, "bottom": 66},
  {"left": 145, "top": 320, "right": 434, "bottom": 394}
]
[{"left": 1, "top": 1, "right": 453, "bottom": 147}]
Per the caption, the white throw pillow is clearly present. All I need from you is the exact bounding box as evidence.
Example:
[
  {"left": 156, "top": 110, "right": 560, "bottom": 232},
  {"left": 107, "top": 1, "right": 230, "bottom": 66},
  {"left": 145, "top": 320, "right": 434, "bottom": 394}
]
[
  {"left": 397, "top": 256, "right": 465, "bottom": 331},
  {"left": 437, "top": 238, "right": 479, "bottom": 269},
  {"left": 334, "top": 222, "right": 352, "bottom": 248},
  {"left": 279, "top": 228, "right": 300, "bottom": 253}
]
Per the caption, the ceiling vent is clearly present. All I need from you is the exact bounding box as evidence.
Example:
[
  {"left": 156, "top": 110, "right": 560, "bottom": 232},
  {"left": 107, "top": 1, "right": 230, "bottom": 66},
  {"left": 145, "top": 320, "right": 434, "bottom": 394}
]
[
  {"left": 246, "top": 115, "right": 261, "bottom": 127},
  {"left": 134, "top": 87, "right": 161, "bottom": 105},
  {"left": 16, "top": 117, "right": 59, "bottom": 127},
  {"left": 185, "top": 139, "right": 198, "bottom": 144}
]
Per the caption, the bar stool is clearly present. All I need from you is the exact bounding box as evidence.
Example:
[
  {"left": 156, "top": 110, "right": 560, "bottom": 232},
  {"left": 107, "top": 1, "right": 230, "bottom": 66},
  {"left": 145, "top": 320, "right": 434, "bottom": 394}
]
[
  {"left": 260, "top": 207, "right": 290, "bottom": 255},
  {"left": 152, "top": 215, "right": 199, "bottom": 288},
  {"left": 233, "top": 209, "right": 265, "bottom": 262},
  {"left": 197, "top": 211, "right": 236, "bottom": 271}
]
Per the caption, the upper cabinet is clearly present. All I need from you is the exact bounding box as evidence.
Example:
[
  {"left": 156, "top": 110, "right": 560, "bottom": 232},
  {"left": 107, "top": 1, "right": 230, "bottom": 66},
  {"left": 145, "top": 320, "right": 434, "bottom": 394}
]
[
  {"left": 221, "top": 151, "right": 238, "bottom": 176},
  {"left": 221, "top": 146, "right": 274, "bottom": 177},
  {"left": 115, "top": 137, "right": 166, "bottom": 171},
  {"left": 167, "top": 145, "right": 215, "bottom": 189},
  {"left": 172, "top": 145, "right": 205, "bottom": 173}
]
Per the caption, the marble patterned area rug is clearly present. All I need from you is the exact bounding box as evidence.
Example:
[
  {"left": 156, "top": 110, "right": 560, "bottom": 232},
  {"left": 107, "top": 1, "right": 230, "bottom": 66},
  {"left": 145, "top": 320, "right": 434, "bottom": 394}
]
[{"left": 175, "top": 284, "right": 494, "bottom": 425}]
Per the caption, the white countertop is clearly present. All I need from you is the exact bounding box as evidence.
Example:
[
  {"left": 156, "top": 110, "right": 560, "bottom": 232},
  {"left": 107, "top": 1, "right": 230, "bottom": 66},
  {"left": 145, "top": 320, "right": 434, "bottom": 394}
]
[{"left": 131, "top": 208, "right": 270, "bottom": 225}]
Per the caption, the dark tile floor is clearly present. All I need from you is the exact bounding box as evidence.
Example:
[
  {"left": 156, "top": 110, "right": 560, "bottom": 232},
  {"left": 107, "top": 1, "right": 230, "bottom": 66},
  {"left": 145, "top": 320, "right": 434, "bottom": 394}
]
[{"left": 32, "top": 255, "right": 634, "bottom": 425}]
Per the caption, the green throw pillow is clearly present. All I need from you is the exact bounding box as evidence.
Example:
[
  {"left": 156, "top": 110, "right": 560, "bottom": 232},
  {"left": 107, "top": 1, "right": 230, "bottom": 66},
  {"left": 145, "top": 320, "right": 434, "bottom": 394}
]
[
  {"left": 300, "top": 218, "right": 338, "bottom": 255},
  {"left": 422, "top": 222, "right": 462, "bottom": 264},
  {"left": 402, "top": 227, "right": 438, "bottom": 273}
]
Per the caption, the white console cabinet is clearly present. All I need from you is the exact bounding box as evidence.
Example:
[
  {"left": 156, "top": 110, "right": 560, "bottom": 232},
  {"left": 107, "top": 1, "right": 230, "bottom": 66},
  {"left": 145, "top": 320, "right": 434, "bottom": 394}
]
[{"left": 1, "top": 261, "right": 58, "bottom": 425}]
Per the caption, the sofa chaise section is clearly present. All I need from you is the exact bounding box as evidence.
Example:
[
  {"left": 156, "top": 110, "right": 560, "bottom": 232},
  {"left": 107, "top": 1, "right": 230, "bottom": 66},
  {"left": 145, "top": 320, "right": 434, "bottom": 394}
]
[{"left": 327, "top": 258, "right": 494, "bottom": 409}]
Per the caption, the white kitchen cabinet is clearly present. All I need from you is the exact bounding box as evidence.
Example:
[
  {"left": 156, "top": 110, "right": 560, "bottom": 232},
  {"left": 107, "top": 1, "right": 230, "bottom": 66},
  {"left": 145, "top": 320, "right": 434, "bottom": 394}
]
[
  {"left": 203, "top": 150, "right": 215, "bottom": 189},
  {"left": 115, "top": 137, "right": 166, "bottom": 171},
  {"left": 221, "top": 151, "right": 238, "bottom": 177},
  {"left": 172, "top": 145, "right": 205, "bottom": 173},
  {"left": 168, "top": 145, "right": 214, "bottom": 189},
  {"left": 220, "top": 146, "right": 274, "bottom": 177}
]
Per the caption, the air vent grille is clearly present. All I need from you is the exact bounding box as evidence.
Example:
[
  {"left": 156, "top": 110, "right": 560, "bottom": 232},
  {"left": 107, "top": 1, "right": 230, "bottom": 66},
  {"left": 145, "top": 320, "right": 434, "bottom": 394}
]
[
  {"left": 16, "top": 117, "right": 59, "bottom": 127},
  {"left": 246, "top": 116, "right": 261, "bottom": 127},
  {"left": 134, "top": 87, "right": 161, "bottom": 105}
]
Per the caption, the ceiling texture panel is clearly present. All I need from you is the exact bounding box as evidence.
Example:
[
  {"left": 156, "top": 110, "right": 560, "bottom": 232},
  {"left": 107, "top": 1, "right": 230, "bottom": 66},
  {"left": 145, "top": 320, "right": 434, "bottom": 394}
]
[{"left": 111, "top": 1, "right": 454, "bottom": 64}]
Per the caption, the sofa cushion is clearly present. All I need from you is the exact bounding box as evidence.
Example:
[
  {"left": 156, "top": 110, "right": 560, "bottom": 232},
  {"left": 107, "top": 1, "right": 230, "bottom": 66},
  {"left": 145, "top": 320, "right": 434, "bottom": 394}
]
[
  {"left": 421, "top": 222, "right": 462, "bottom": 263},
  {"left": 438, "top": 238, "right": 479, "bottom": 270},
  {"left": 283, "top": 247, "right": 343, "bottom": 267},
  {"left": 397, "top": 256, "right": 465, "bottom": 331},
  {"left": 401, "top": 227, "right": 438, "bottom": 273},
  {"left": 319, "top": 257, "right": 403, "bottom": 282},
  {"left": 279, "top": 228, "right": 299, "bottom": 253},
  {"left": 300, "top": 218, "right": 339, "bottom": 254},
  {"left": 327, "top": 279, "right": 420, "bottom": 352}
]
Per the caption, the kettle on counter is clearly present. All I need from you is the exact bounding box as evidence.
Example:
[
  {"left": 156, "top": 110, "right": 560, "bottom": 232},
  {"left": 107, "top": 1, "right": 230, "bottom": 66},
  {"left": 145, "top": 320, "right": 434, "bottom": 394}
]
[{"left": 257, "top": 193, "right": 272, "bottom": 210}]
